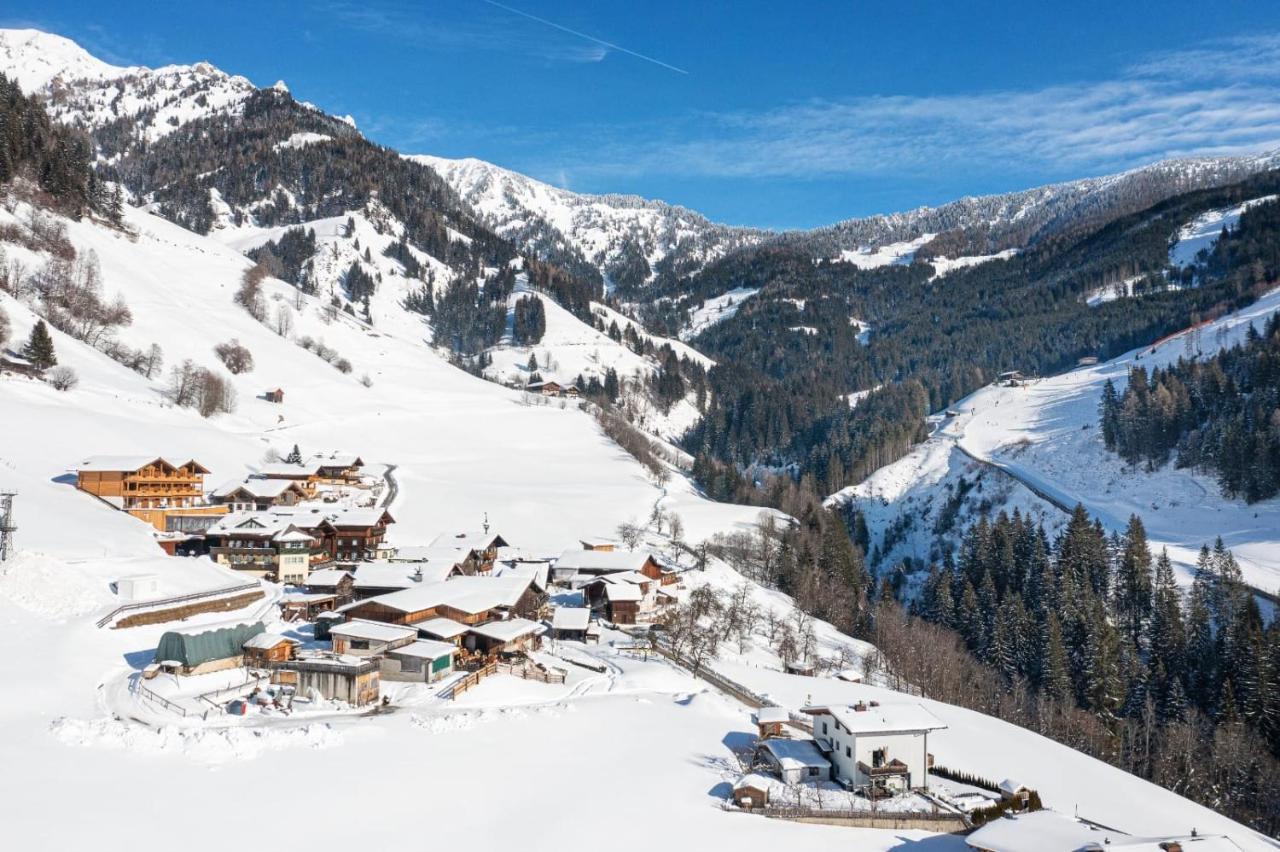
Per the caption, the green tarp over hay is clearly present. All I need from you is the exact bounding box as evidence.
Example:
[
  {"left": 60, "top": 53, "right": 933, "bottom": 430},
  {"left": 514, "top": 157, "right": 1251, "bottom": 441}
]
[{"left": 154, "top": 621, "right": 265, "bottom": 668}]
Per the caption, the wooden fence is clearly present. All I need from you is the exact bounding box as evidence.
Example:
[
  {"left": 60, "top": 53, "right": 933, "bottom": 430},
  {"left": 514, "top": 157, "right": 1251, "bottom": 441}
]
[
  {"left": 761, "top": 805, "right": 968, "bottom": 832},
  {"left": 497, "top": 662, "right": 567, "bottom": 684},
  {"left": 96, "top": 582, "right": 261, "bottom": 628},
  {"left": 440, "top": 662, "right": 497, "bottom": 700},
  {"left": 136, "top": 680, "right": 188, "bottom": 717}
]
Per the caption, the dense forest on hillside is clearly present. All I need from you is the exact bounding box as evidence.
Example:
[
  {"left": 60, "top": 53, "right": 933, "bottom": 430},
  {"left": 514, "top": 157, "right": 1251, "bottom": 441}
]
[
  {"left": 0, "top": 72, "right": 116, "bottom": 219},
  {"left": 910, "top": 508, "right": 1280, "bottom": 832},
  {"left": 682, "top": 176, "right": 1280, "bottom": 497},
  {"left": 100, "top": 89, "right": 512, "bottom": 273},
  {"left": 1101, "top": 310, "right": 1280, "bottom": 503}
]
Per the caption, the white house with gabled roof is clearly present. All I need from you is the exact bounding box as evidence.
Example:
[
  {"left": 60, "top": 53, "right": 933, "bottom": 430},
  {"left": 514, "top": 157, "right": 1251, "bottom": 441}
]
[{"left": 805, "top": 700, "right": 946, "bottom": 794}]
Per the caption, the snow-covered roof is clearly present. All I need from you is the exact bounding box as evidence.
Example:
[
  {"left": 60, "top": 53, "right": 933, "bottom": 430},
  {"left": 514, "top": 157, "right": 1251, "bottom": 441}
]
[
  {"left": 389, "top": 545, "right": 468, "bottom": 564},
  {"left": 347, "top": 576, "right": 532, "bottom": 616},
  {"left": 389, "top": 639, "right": 456, "bottom": 661},
  {"left": 603, "top": 583, "right": 643, "bottom": 602},
  {"left": 467, "top": 617, "right": 543, "bottom": 643},
  {"left": 259, "top": 461, "right": 322, "bottom": 477},
  {"left": 352, "top": 560, "right": 458, "bottom": 590},
  {"left": 327, "top": 620, "right": 417, "bottom": 643},
  {"left": 211, "top": 477, "right": 302, "bottom": 499},
  {"left": 733, "top": 772, "right": 775, "bottom": 792},
  {"left": 242, "top": 632, "right": 296, "bottom": 650},
  {"left": 555, "top": 549, "right": 656, "bottom": 573},
  {"left": 757, "top": 738, "right": 830, "bottom": 772},
  {"left": 815, "top": 702, "right": 947, "bottom": 736},
  {"left": 280, "top": 592, "right": 337, "bottom": 603},
  {"left": 306, "top": 568, "right": 353, "bottom": 586},
  {"left": 415, "top": 617, "right": 470, "bottom": 640},
  {"left": 430, "top": 529, "right": 506, "bottom": 550},
  {"left": 998, "top": 778, "right": 1027, "bottom": 795},
  {"left": 756, "top": 707, "right": 790, "bottom": 725},
  {"left": 492, "top": 560, "right": 550, "bottom": 590},
  {"left": 551, "top": 607, "right": 591, "bottom": 631},
  {"left": 310, "top": 451, "right": 363, "bottom": 468},
  {"left": 76, "top": 455, "right": 208, "bottom": 473}
]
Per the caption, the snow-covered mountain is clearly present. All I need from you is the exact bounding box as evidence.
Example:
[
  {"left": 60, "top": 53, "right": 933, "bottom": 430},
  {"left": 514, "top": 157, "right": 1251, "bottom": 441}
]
[{"left": 411, "top": 155, "right": 765, "bottom": 292}]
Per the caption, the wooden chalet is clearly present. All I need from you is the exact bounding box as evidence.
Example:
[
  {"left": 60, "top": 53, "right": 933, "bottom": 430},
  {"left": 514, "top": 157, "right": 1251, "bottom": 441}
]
[
  {"left": 75, "top": 455, "right": 227, "bottom": 531},
  {"left": 0, "top": 352, "right": 41, "bottom": 377},
  {"left": 296, "top": 508, "right": 394, "bottom": 563},
  {"left": 209, "top": 477, "right": 307, "bottom": 512},
  {"left": 554, "top": 548, "right": 676, "bottom": 585},
  {"left": 264, "top": 388, "right": 284, "bottom": 403},
  {"left": 525, "top": 380, "right": 563, "bottom": 396},
  {"left": 429, "top": 529, "right": 509, "bottom": 571},
  {"left": 204, "top": 513, "right": 319, "bottom": 583},
  {"left": 310, "top": 452, "right": 365, "bottom": 482}
]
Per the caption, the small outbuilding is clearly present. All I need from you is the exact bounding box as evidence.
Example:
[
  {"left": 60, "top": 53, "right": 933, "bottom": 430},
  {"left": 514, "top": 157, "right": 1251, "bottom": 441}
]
[
  {"left": 264, "top": 388, "right": 285, "bottom": 403},
  {"left": 732, "top": 773, "right": 773, "bottom": 810},
  {"left": 466, "top": 617, "right": 544, "bottom": 657},
  {"left": 382, "top": 639, "right": 457, "bottom": 683},
  {"left": 756, "top": 706, "right": 791, "bottom": 739},
  {"left": 242, "top": 633, "right": 298, "bottom": 665},
  {"left": 755, "top": 738, "right": 832, "bottom": 785},
  {"left": 550, "top": 606, "right": 591, "bottom": 641}
]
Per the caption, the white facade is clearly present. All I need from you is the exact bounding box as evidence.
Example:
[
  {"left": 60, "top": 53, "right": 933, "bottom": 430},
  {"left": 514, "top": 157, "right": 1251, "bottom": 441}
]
[{"left": 810, "top": 703, "right": 946, "bottom": 793}]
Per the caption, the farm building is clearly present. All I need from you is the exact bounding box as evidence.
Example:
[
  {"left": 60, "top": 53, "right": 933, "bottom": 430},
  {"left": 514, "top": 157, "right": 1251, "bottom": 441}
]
[
  {"left": 381, "top": 639, "right": 457, "bottom": 683},
  {"left": 264, "top": 388, "right": 284, "bottom": 403},
  {"left": 755, "top": 738, "right": 831, "bottom": 786},
  {"left": 152, "top": 621, "right": 265, "bottom": 676},
  {"left": 268, "top": 653, "right": 380, "bottom": 706},
  {"left": 525, "top": 380, "right": 562, "bottom": 396},
  {"left": 339, "top": 576, "right": 540, "bottom": 626},
  {"left": 242, "top": 633, "right": 297, "bottom": 665},
  {"left": 466, "top": 617, "right": 544, "bottom": 657},
  {"left": 550, "top": 606, "right": 591, "bottom": 641},
  {"left": 999, "top": 778, "right": 1031, "bottom": 803},
  {"left": 806, "top": 701, "right": 946, "bottom": 794},
  {"left": 578, "top": 538, "right": 617, "bottom": 552},
  {"left": 554, "top": 548, "right": 675, "bottom": 585},
  {"left": 259, "top": 461, "right": 323, "bottom": 492},
  {"left": 328, "top": 620, "right": 417, "bottom": 656}
]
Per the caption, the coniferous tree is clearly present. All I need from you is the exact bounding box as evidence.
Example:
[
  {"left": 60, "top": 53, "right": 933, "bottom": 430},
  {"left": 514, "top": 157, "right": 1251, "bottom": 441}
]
[{"left": 22, "top": 320, "right": 57, "bottom": 370}]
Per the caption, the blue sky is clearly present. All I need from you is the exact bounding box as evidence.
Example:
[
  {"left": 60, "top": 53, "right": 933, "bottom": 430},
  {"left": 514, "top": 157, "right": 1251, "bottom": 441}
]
[{"left": 9, "top": 1, "right": 1280, "bottom": 228}]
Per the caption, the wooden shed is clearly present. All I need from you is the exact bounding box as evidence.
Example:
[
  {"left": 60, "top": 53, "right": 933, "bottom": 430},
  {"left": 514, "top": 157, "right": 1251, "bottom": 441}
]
[
  {"left": 242, "top": 633, "right": 297, "bottom": 665},
  {"left": 268, "top": 654, "right": 380, "bottom": 706},
  {"left": 732, "top": 774, "right": 772, "bottom": 810},
  {"left": 756, "top": 706, "right": 791, "bottom": 739},
  {"left": 264, "top": 388, "right": 284, "bottom": 403}
]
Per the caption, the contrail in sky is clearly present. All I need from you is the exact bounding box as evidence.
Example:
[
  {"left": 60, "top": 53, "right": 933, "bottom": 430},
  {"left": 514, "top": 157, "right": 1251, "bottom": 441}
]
[{"left": 478, "top": 0, "right": 689, "bottom": 74}]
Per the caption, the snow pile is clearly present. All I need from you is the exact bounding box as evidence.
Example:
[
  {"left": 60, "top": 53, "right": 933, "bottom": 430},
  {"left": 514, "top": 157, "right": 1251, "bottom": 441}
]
[
  {"left": 49, "top": 717, "right": 342, "bottom": 763},
  {"left": 0, "top": 553, "right": 111, "bottom": 621}
]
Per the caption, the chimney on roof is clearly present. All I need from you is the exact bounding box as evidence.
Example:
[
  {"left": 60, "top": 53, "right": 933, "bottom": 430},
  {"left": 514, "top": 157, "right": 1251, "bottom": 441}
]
[
  {"left": 412, "top": 566, "right": 423, "bottom": 582},
  {"left": 483, "top": 512, "right": 490, "bottom": 534},
  {"left": 853, "top": 701, "right": 868, "bottom": 712}
]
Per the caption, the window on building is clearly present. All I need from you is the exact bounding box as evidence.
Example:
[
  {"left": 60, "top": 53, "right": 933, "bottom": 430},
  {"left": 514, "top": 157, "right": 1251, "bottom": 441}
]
[
  {"left": 808, "top": 767, "right": 820, "bottom": 777},
  {"left": 872, "top": 747, "right": 886, "bottom": 768},
  {"left": 846, "top": 746, "right": 851, "bottom": 758}
]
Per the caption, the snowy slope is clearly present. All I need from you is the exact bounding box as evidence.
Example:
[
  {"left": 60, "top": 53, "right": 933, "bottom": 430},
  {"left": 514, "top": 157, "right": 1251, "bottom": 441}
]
[
  {"left": 413, "top": 154, "right": 764, "bottom": 288},
  {"left": 0, "top": 200, "right": 765, "bottom": 561},
  {"left": 1168, "top": 195, "right": 1279, "bottom": 268},
  {"left": 835, "top": 287, "right": 1280, "bottom": 595}
]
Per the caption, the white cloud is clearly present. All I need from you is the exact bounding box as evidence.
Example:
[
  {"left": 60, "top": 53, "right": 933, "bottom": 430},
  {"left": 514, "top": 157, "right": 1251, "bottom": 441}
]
[{"left": 559, "top": 34, "right": 1280, "bottom": 181}]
